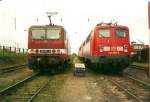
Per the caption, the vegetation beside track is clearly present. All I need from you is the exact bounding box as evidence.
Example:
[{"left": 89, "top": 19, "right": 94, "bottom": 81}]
[
  {"left": 0, "top": 56, "right": 27, "bottom": 68},
  {"left": 33, "top": 73, "right": 69, "bottom": 102}
]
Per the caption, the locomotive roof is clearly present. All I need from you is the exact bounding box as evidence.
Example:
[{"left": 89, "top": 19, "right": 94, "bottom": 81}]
[
  {"left": 95, "top": 24, "right": 128, "bottom": 29},
  {"left": 30, "top": 24, "right": 64, "bottom": 29}
]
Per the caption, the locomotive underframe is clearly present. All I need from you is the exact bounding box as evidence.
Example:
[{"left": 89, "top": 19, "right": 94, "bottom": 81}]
[
  {"left": 28, "top": 55, "right": 68, "bottom": 73},
  {"left": 83, "top": 55, "right": 130, "bottom": 73}
]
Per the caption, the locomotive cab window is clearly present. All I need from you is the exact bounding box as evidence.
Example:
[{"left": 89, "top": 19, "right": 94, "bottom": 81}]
[
  {"left": 32, "top": 29, "right": 45, "bottom": 39},
  {"left": 116, "top": 29, "right": 127, "bottom": 37},
  {"left": 47, "top": 28, "right": 60, "bottom": 39},
  {"left": 98, "top": 29, "right": 110, "bottom": 37}
]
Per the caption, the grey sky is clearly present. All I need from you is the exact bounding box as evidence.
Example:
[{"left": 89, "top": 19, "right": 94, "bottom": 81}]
[{"left": 0, "top": 0, "right": 149, "bottom": 53}]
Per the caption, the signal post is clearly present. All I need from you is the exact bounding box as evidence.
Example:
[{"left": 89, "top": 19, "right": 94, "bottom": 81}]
[{"left": 148, "top": 2, "right": 150, "bottom": 77}]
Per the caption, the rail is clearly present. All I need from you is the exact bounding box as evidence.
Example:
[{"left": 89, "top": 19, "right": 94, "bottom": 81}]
[
  {"left": 109, "top": 79, "right": 143, "bottom": 102},
  {"left": 129, "top": 65, "right": 148, "bottom": 71},
  {"left": 0, "top": 64, "right": 27, "bottom": 74},
  {"left": 26, "top": 79, "right": 50, "bottom": 102},
  {"left": 123, "top": 72, "right": 150, "bottom": 87},
  {"left": 0, "top": 72, "right": 39, "bottom": 95}
]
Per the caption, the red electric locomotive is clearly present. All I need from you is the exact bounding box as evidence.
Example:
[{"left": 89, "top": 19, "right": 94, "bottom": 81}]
[
  {"left": 28, "top": 25, "right": 71, "bottom": 73},
  {"left": 78, "top": 22, "right": 132, "bottom": 73},
  {"left": 28, "top": 13, "right": 71, "bottom": 73}
]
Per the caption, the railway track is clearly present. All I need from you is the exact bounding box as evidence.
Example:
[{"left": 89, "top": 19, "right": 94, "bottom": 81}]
[
  {"left": 124, "top": 65, "right": 150, "bottom": 86},
  {"left": 129, "top": 65, "right": 148, "bottom": 71},
  {"left": 108, "top": 76, "right": 150, "bottom": 102},
  {"left": 0, "top": 72, "right": 38, "bottom": 95},
  {"left": 26, "top": 80, "right": 49, "bottom": 102},
  {"left": 0, "top": 72, "right": 51, "bottom": 102},
  {"left": 0, "top": 64, "right": 27, "bottom": 74},
  {"left": 123, "top": 72, "right": 150, "bottom": 87}
]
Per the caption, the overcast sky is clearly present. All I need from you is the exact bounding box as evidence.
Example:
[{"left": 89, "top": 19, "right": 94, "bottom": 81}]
[{"left": 0, "top": 0, "right": 149, "bottom": 53}]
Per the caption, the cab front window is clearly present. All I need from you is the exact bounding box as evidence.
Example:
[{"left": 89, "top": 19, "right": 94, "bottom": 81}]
[
  {"left": 98, "top": 29, "right": 110, "bottom": 37},
  {"left": 32, "top": 29, "right": 45, "bottom": 39},
  {"left": 116, "top": 29, "right": 127, "bottom": 37},
  {"left": 47, "top": 28, "right": 60, "bottom": 39}
]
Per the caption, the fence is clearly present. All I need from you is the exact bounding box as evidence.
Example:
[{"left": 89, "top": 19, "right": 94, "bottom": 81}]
[
  {"left": 132, "top": 48, "right": 149, "bottom": 63},
  {"left": 0, "top": 46, "right": 27, "bottom": 57}
]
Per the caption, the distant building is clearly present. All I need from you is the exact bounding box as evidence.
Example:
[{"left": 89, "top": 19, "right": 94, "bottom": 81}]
[{"left": 131, "top": 41, "right": 147, "bottom": 51}]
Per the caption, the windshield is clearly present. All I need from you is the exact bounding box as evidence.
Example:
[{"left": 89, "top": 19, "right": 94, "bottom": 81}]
[
  {"left": 31, "top": 28, "right": 61, "bottom": 39},
  {"left": 47, "top": 28, "right": 60, "bottom": 39},
  {"left": 32, "top": 29, "right": 45, "bottom": 39},
  {"left": 116, "top": 29, "right": 126, "bottom": 37},
  {"left": 98, "top": 29, "right": 110, "bottom": 37}
]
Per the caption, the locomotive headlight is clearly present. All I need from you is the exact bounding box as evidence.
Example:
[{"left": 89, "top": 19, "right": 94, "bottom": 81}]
[
  {"left": 27, "top": 49, "right": 31, "bottom": 54},
  {"left": 123, "top": 45, "right": 128, "bottom": 52},
  {"left": 99, "top": 46, "right": 110, "bottom": 52},
  {"left": 28, "top": 49, "right": 36, "bottom": 54},
  {"left": 103, "top": 46, "right": 110, "bottom": 51},
  {"left": 60, "top": 49, "right": 67, "bottom": 54},
  {"left": 52, "top": 49, "right": 56, "bottom": 54},
  {"left": 57, "top": 49, "right": 60, "bottom": 54},
  {"left": 99, "top": 46, "right": 103, "bottom": 52},
  {"left": 35, "top": 49, "right": 39, "bottom": 53}
]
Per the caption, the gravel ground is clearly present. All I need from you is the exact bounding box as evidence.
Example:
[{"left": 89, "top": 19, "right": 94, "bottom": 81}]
[
  {"left": 58, "top": 57, "right": 133, "bottom": 102},
  {"left": 59, "top": 71, "right": 131, "bottom": 102},
  {"left": 1, "top": 67, "right": 149, "bottom": 102}
]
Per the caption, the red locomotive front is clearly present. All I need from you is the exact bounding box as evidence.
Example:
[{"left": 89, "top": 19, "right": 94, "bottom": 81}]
[
  {"left": 93, "top": 24, "right": 131, "bottom": 55},
  {"left": 79, "top": 23, "right": 132, "bottom": 73},
  {"left": 28, "top": 25, "right": 70, "bottom": 73}
]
